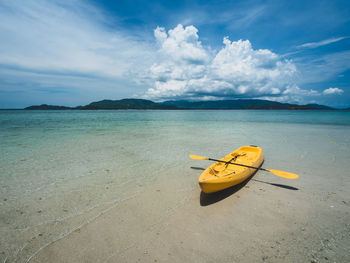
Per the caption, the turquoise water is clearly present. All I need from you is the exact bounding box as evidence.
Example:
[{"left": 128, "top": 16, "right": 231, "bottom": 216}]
[{"left": 1, "top": 110, "right": 350, "bottom": 262}]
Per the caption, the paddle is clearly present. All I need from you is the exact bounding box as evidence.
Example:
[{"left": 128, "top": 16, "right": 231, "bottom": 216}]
[{"left": 189, "top": 154, "right": 299, "bottom": 179}]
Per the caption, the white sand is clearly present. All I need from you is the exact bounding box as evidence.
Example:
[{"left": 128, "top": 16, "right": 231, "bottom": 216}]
[{"left": 28, "top": 165, "right": 349, "bottom": 263}]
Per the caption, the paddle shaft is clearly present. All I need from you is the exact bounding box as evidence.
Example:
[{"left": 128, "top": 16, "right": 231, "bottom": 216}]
[
  {"left": 190, "top": 154, "right": 298, "bottom": 179},
  {"left": 208, "top": 158, "right": 267, "bottom": 171}
]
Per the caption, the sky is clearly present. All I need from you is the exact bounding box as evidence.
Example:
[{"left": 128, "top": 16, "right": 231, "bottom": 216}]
[{"left": 0, "top": 0, "right": 349, "bottom": 108}]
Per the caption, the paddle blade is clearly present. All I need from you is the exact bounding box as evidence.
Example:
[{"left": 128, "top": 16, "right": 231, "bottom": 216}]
[
  {"left": 266, "top": 169, "right": 299, "bottom": 179},
  {"left": 189, "top": 154, "right": 209, "bottom": 160}
]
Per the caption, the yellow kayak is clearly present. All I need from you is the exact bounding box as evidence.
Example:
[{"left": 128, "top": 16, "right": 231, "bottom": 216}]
[{"left": 199, "top": 145, "right": 264, "bottom": 193}]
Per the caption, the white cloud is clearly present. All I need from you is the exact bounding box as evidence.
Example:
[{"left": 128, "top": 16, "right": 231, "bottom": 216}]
[
  {"left": 144, "top": 25, "right": 300, "bottom": 101},
  {"left": 323, "top": 87, "right": 344, "bottom": 95},
  {"left": 154, "top": 25, "right": 209, "bottom": 64},
  {"left": 0, "top": 0, "right": 154, "bottom": 79},
  {"left": 297, "top": 37, "right": 348, "bottom": 49},
  {"left": 264, "top": 86, "right": 345, "bottom": 105}
]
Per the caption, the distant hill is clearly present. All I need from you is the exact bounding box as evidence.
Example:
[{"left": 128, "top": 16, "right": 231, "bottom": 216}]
[
  {"left": 162, "top": 99, "right": 335, "bottom": 110},
  {"left": 80, "top": 99, "right": 177, "bottom": 109},
  {"left": 305, "top": 104, "right": 334, "bottom": 110},
  {"left": 25, "top": 104, "right": 73, "bottom": 110},
  {"left": 24, "top": 98, "right": 336, "bottom": 110}
]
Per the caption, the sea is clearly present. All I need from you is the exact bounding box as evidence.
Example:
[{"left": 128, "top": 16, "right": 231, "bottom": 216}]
[{"left": 1, "top": 110, "right": 350, "bottom": 262}]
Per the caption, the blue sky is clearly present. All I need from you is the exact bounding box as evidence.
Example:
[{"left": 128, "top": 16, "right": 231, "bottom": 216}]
[{"left": 0, "top": 0, "right": 349, "bottom": 108}]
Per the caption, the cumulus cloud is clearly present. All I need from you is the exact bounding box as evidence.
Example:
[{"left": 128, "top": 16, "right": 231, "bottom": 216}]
[
  {"left": 264, "top": 86, "right": 345, "bottom": 105},
  {"left": 154, "top": 25, "right": 209, "bottom": 64},
  {"left": 323, "top": 87, "right": 344, "bottom": 95},
  {"left": 144, "top": 24, "right": 300, "bottom": 101}
]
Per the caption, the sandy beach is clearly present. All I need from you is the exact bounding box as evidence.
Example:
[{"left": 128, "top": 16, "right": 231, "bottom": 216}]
[
  {"left": 1, "top": 110, "right": 350, "bottom": 263},
  {"left": 29, "top": 164, "right": 349, "bottom": 263},
  {"left": 25, "top": 154, "right": 350, "bottom": 262}
]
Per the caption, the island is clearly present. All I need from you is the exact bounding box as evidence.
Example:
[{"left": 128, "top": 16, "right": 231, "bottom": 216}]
[{"left": 23, "top": 98, "right": 337, "bottom": 110}]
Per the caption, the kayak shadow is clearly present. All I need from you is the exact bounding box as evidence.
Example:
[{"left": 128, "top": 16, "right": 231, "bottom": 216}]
[
  {"left": 194, "top": 163, "right": 298, "bottom": 206},
  {"left": 200, "top": 173, "right": 255, "bottom": 206},
  {"left": 251, "top": 179, "right": 299, "bottom": 190}
]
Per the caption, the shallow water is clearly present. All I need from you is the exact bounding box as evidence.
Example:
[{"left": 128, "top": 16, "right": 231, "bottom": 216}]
[{"left": 1, "top": 110, "right": 350, "bottom": 262}]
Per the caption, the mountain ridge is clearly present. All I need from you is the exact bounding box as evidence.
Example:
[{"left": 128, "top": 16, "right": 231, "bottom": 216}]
[
  {"left": 23, "top": 98, "right": 337, "bottom": 110},
  {"left": 162, "top": 99, "right": 334, "bottom": 110}
]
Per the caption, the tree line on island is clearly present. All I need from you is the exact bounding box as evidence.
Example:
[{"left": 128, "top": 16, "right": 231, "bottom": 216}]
[{"left": 24, "top": 98, "right": 341, "bottom": 110}]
